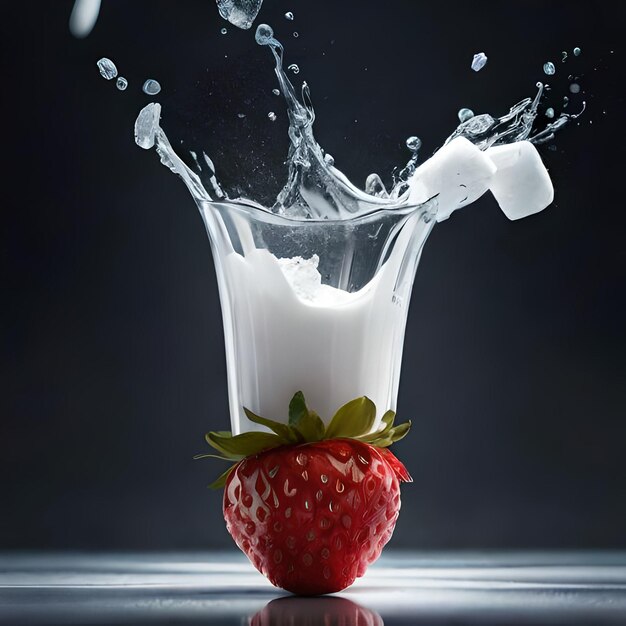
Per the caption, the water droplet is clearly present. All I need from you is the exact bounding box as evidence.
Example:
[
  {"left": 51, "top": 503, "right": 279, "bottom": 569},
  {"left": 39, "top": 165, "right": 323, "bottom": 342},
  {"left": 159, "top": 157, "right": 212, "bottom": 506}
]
[
  {"left": 573, "top": 47, "right": 581, "bottom": 56},
  {"left": 324, "top": 153, "right": 334, "bottom": 166},
  {"left": 237, "top": 112, "right": 246, "bottom": 118},
  {"left": 563, "top": 96, "right": 569, "bottom": 108},
  {"left": 116, "top": 76, "right": 128, "bottom": 91},
  {"left": 255, "top": 23, "right": 274, "bottom": 46},
  {"left": 405, "top": 135, "right": 421, "bottom": 152},
  {"left": 458, "top": 107, "right": 474, "bottom": 123},
  {"left": 302, "top": 553, "right": 313, "bottom": 566},
  {"left": 272, "top": 88, "right": 280, "bottom": 96},
  {"left": 97, "top": 57, "right": 117, "bottom": 80},
  {"left": 561, "top": 51, "right": 568, "bottom": 62},
  {"left": 142, "top": 79, "right": 161, "bottom": 95},
  {"left": 543, "top": 61, "right": 556, "bottom": 76},
  {"left": 471, "top": 52, "right": 488, "bottom": 72},
  {"left": 288, "top": 63, "right": 300, "bottom": 75},
  {"left": 285, "top": 11, "right": 294, "bottom": 20},
  {"left": 545, "top": 107, "right": 555, "bottom": 119},
  {"left": 268, "top": 111, "right": 277, "bottom": 121},
  {"left": 221, "top": 27, "right": 227, "bottom": 34},
  {"left": 569, "top": 83, "right": 581, "bottom": 94},
  {"left": 293, "top": 32, "right": 299, "bottom": 38}
]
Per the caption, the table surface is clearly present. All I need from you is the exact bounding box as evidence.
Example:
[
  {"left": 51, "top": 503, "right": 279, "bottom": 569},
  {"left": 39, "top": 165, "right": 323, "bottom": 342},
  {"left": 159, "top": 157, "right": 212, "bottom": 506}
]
[{"left": 1, "top": 551, "right": 625, "bottom": 625}]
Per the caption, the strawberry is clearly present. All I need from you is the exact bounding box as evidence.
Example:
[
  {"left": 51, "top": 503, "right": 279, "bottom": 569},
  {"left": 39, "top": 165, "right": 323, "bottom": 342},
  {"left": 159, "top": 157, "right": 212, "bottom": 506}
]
[{"left": 197, "top": 392, "right": 412, "bottom": 595}]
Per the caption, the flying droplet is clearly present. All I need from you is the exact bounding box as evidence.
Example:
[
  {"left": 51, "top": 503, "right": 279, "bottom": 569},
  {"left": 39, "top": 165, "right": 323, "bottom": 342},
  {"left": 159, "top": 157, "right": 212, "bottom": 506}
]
[
  {"left": 293, "top": 31, "right": 299, "bottom": 38},
  {"left": 288, "top": 63, "right": 300, "bottom": 75},
  {"left": 116, "top": 76, "right": 128, "bottom": 91},
  {"left": 543, "top": 61, "right": 556, "bottom": 76},
  {"left": 285, "top": 11, "right": 294, "bottom": 20},
  {"left": 237, "top": 113, "right": 246, "bottom": 118},
  {"left": 569, "top": 83, "right": 581, "bottom": 94},
  {"left": 255, "top": 23, "right": 274, "bottom": 46},
  {"left": 324, "top": 153, "right": 334, "bottom": 166},
  {"left": 272, "top": 88, "right": 280, "bottom": 96},
  {"left": 545, "top": 107, "right": 555, "bottom": 119},
  {"left": 471, "top": 52, "right": 488, "bottom": 72},
  {"left": 563, "top": 96, "right": 569, "bottom": 108},
  {"left": 458, "top": 107, "right": 474, "bottom": 123},
  {"left": 561, "top": 51, "right": 568, "bottom": 62},
  {"left": 221, "top": 27, "right": 227, "bottom": 34},
  {"left": 97, "top": 57, "right": 117, "bottom": 80},
  {"left": 268, "top": 111, "right": 277, "bottom": 121},
  {"left": 405, "top": 136, "right": 422, "bottom": 152},
  {"left": 142, "top": 79, "right": 161, "bottom": 95},
  {"left": 573, "top": 47, "right": 581, "bottom": 56}
]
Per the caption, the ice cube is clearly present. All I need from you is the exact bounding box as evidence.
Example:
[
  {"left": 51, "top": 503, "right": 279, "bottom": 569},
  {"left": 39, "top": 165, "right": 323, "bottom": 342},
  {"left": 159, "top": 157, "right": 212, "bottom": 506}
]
[
  {"left": 97, "top": 57, "right": 117, "bottom": 80},
  {"left": 486, "top": 141, "right": 554, "bottom": 220},
  {"left": 407, "top": 137, "right": 497, "bottom": 222},
  {"left": 471, "top": 52, "right": 488, "bottom": 72},
  {"left": 276, "top": 255, "right": 322, "bottom": 302},
  {"left": 216, "top": 0, "right": 264, "bottom": 30},
  {"left": 134, "top": 103, "right": 161, "bottom": 150}
]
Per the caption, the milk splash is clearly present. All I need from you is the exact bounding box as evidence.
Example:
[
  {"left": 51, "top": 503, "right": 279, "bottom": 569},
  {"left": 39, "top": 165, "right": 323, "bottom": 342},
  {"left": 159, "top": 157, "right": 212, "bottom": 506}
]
[{"left": 134, "top": 23, "right": 581, "bottom": 225}]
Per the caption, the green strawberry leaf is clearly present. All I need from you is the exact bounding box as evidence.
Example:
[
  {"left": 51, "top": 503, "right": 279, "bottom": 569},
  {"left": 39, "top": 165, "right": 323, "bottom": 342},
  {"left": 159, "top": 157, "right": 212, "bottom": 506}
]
[
  {"left": 193, "top": 453, "right": 234, "bottom": 461},
  {"left": 198, "top": 392, "right": 412, "bottom": 488},
  {"left": 293, "top": 409, "right": 325, "bottom": 442},
  {"left": 370, "top": 420, "right": 412, "bottom": 447},
  {"left": 208, "top": 463, "right": 237, "bottom": 489},
  {"left": 243, "top": 407, "right": 297, "bottom": 443},
  {"left": 206, "top": 431, "right": 285, "bottom": 459},
  {"left": 325, "top": 396, "right": 376, "bottom": 439},
  {"left": 288, "top": 391, "right": 307, "bottom": 425}
]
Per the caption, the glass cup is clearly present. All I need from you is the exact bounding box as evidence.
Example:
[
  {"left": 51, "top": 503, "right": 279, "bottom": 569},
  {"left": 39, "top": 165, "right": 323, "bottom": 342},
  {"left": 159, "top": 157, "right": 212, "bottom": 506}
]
[{"left": 198, "top": 195, "right": 437, "bottom": 433}]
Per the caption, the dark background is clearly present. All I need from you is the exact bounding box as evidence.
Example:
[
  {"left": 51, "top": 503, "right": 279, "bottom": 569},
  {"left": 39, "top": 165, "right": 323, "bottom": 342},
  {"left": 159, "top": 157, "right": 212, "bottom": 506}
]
[{"left": 2, "top": 1, "right": 625, "bottom": 551}]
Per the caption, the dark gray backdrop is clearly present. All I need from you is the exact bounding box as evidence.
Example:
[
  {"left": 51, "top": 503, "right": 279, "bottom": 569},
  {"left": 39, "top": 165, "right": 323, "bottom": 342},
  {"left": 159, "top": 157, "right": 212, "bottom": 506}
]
[{"left": 2, "top": 0, "right": 625, "bottom": 550}]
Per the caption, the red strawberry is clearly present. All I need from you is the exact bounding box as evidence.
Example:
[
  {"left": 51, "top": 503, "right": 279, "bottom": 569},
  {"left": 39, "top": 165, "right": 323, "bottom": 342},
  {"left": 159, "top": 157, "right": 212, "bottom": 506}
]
[{"left": 197, "top": 392, "right": 412, "bottom": 595}]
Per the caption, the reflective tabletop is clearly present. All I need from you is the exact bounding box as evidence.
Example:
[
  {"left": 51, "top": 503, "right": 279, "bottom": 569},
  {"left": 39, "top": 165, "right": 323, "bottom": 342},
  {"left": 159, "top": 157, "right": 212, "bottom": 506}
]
[{"left": 1, "top": 551, "right": 625, "bottom": 624}]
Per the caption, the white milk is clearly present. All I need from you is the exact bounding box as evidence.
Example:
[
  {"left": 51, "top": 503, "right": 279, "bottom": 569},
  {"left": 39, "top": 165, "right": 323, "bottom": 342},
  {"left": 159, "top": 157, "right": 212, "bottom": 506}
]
[{"left": 222, "top": 246, "right": 413, "bottom": 434}]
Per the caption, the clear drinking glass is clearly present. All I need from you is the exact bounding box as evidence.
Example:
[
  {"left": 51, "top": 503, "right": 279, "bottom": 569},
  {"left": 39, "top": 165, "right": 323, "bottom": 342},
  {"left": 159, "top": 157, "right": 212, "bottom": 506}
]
[{"left": 198, "top": 196, "right": 438, "bottom": 434}]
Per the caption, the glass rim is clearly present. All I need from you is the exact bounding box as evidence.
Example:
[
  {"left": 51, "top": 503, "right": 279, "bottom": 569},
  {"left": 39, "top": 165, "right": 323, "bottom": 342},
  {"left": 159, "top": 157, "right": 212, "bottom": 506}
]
[{"left": 200, "top": 195, "right": 438, "bottom": 227}]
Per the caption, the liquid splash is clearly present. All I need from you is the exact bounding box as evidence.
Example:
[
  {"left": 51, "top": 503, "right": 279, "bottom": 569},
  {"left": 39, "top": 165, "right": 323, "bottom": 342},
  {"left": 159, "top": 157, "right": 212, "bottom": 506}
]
[{"left": 133, "top": 23, "right": 582, "bottom": 221}]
